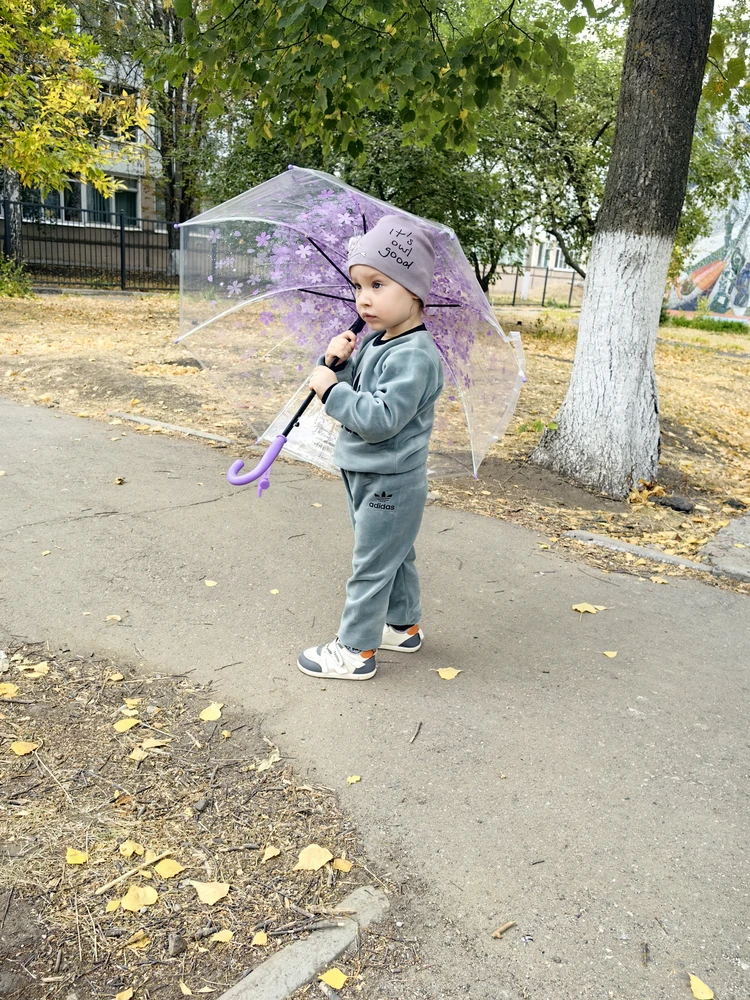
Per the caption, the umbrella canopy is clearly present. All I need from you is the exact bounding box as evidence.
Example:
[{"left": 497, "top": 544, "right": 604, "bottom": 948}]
[{"left": 178, "top": 166, "right": 525, "bottom": 478}]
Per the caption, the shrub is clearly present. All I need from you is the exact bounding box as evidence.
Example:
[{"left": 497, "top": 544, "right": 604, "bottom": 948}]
[
  {"left": 666, "top": 314, "right": 748, "bottom": 335},
  {"left": 0, "top": 255, "right": 34, "bottom": 297}
]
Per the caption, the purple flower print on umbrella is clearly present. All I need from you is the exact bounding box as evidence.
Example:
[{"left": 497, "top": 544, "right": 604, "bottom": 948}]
[{"left": 178, "top": 165, "right": 526, "bottom": 488}]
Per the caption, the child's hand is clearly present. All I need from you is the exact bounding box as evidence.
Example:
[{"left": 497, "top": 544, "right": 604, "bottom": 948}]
[
  {"left": 325, "top": 329, "right": 358, "bottom": 367},
  {"left": 309, "top": 366, "right": 338, "bottom": 400}
]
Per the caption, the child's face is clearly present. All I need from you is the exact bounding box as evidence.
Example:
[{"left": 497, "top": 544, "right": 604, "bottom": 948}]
[{"left": 349, "top": 265, "right": 421, "bottom": 332}]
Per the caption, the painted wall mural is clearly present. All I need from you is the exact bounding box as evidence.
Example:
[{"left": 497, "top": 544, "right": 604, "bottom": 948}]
[{"left": 666, "top": 191, "right": 750, "bottom": 319}]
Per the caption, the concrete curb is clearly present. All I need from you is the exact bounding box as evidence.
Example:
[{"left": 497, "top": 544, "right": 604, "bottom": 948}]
[
  {"left": 107, "top": 411, "right": 235, "bottom": 444},
  {"left": 564, "top": 530, "right": 717, "bottom": 574},
  {"left": 218, "top": 886, "right": 389, "bottom": 1000}
]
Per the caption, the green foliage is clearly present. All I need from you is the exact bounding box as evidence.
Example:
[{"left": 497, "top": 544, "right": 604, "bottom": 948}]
[
  {"left": 0, "top": 0, "right": 151, "bottom": 197},
  {"left": 663, "top": 314, "right": 749, "bottom": 335},
  {"left": 0, "top": 254, "right": 33, "bottom": 297}
]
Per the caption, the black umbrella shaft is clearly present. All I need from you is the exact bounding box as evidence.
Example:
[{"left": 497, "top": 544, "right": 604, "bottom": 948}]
[{"left": 282, "top": 316, "right": 365, "bottom": 437}]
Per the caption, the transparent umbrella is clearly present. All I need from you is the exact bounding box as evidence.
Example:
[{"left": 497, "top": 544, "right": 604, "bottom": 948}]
[{"left": 177, "top": 166, "right": 526, "bottom": 495}]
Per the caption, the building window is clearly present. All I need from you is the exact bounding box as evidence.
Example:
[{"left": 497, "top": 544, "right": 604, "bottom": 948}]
[
  {"left": 87, "top": 177, "right": 139, "bottom": 225},
  {"left": 20, "top": 182, "right": 82, "bottom": 223}
]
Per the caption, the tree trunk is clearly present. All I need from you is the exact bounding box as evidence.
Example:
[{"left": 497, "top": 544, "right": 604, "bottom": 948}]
[
  {"left": 1, "top": 169, "right": 22, "bottom": 261},
  {"left": 531, "top": 0, "right": 714, "bottom": 499}
]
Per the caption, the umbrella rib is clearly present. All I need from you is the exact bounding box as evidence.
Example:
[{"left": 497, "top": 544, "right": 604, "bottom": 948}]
[
  {"left": 299, "top": 287, "right": 357, "bottom": 304},
  {"left": 307, "top": 237, "right": 354, "bottom": 287}
]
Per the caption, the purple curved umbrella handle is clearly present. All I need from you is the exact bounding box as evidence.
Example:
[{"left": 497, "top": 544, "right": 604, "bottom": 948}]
[{"left": 226, "top": 434, "right": 287, "bottom": 492}]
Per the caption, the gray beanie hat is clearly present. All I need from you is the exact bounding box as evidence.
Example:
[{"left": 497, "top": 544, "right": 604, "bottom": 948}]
[{"left": 347, "top": 214, "right": 435, "bottom": 304}]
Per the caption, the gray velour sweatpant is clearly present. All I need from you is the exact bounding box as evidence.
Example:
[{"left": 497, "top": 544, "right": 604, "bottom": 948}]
[{"left": 338, "top": 467, "right": 429, "bottom": 652}]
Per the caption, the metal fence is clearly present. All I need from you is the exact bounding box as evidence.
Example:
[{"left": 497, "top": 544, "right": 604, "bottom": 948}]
[
  {"left": 1, "top": 200, "right": 179, "bottom": 291},
  {"left": 489, "top": 265, "right": 585, "bottom": 308}
]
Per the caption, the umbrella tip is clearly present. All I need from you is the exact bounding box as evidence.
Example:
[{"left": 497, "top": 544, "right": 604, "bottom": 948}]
[{"left": 288, "top": 164, "right": 296, "bottom": 170}]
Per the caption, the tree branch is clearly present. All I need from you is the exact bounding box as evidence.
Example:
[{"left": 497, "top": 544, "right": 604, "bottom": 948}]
[{"left": 545, "top": 226, "right": 586, "bottom": 278}]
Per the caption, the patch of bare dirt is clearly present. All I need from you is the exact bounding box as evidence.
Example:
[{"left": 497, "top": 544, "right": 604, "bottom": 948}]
[{"left": 0, "top": 641, "right": 410, "bottom": 999}]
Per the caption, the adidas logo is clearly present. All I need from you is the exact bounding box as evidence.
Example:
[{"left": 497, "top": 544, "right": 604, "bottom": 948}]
[{"left": 369, "top": 490, "right": 395, "bottom": 511}]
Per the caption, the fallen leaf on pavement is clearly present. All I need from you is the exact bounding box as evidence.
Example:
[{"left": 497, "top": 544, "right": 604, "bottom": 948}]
[
  {"left": 154, "top": 858, "right": 185, "bottom": 879},
  {"left": 294, "top": 845, "right": 333, "bottom": 871},
  {"left": 115, "top": 989, "right": 134, "bottom": 1000},
  {"left": 251, "top": 931, "right": 268, "bottom": 946},
  {"left": 140, "top": 737, "right": 173, "bottom": 749},
  {"left": 333, "top": 858, "right": 353, "bottom": 873},
  {"left": 320, "top": 968, "right": 347, "bottom": 989},
  {"left": 108, "top": 672, "right": 124, "bottom": 682},
  {"left": 602, "top": 651, "right": 618, "bottom": 658},
  {"left": 650, "top": 576, "right": 669, "bottom": 585},
  {"left": 125, "top": 929, "right": 151, "bottom": 950},
  {"left": 105, "top": 899, "right": 120, "bottom": 913},
  {"left": 10, "top": 741, "right": 38, "bottom": 755},
  {"left": 256, "top": 748, "right": 280, "bottom": 773},
  {"left": 199, "top": 702, "right": 223, "bottom": 722},
  {"left": 105, "top": 615, "right": 122, "bottom": 622},
  {"left": 204, "top": 580, "right": 217, "bottom": 587},
  {"left": 114, "top": 477, "right": 125, "bottom": 485},
  {"left": 179, "top": 984, "right": 193, "bottom": 997},
  {"left": 121, "top": 884, "right": 159, "bottom": 911},
  {"left": 42, "top": 550, "right": 51, "bottom": 556},
  {"left": 689, "top": 975, "right": 714, "bottom": 999},
  {"left": 270, "top": 588, "right": 279, "bottom": 594},
  {"left": 346, "top": 775, "right": 361, "bottom": 785},
  {"left": 113, "top": 718, "right": 140, "bottom": 733},
  {"left": 261, "top": 846, "right": 281, "bottom": 863},
  {"left": 0, "top": 683, "right": 19, "bottom": 699},
  {"left": 571, "top": 603, "right": 608, "bottom": 614},
  {"left": 66, "top": 848, "right": 88, "bottom": 865},
  {"left": 128, "top": 747, "right": 148, "bottom": 761},
  {"left": 432, "top": 667, "right": 462, "bottom": 680},
  {"left": 221, "top": 730, "right": 232, "bottom": 739},
  {"left": 187, "top": 880, "right": 230, "bottom": 905},
  {"left": 311, "top": 503, "right": 323, "bottom": 508}
]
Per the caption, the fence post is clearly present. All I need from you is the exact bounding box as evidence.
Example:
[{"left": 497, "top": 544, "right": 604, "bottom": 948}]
[
  {"left": 119, "top": 211, "right": 127, "bottom": 290},
  {"left": 512, "top": 267, "right": 519, "bottom": 307},
  {"left": 541, "top": 266, "right": 549, "bottom": 307},
  {"left": 568, "top": 269, "right": 576, "bottom": 307},
  {"left": 2, "top": 200, "right": 10, "bottom": 258}
]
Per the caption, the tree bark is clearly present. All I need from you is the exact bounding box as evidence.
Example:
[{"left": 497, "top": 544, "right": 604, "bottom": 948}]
[
  {"left": 531, "top": 0, "right": 714, "bottom": 498},
  {"left": 1, "top": 169, "right": 22, "bottom": 261}
]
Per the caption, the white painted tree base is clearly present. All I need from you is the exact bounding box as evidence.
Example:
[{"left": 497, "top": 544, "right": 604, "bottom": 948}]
[{"left": 532, "top": 229, "right": 673, "bottom": 499}]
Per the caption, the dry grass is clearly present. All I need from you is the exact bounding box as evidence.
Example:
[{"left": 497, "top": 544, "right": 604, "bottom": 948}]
[{"left": 0, "top": 642, "right": 409, "bottom": 999}]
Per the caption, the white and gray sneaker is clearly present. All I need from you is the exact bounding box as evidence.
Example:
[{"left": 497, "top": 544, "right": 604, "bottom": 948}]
[
  {"left": 380, "top": 624, "right": 424, "bottom": 653},
  {"left": 297, "top": 638, "right": 377, "bottom": 681}
]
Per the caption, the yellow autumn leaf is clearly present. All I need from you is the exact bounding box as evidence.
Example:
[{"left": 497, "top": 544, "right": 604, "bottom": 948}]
[
  {"left": 689, "top": 975, "right": 714, "bottom": 999},
  {"left": 261, "top": 845, "right": 281, "bottom": 863},
  {"left": 320, "top": 968, "right": 347, "bottom": 989},
  {"left": 143, "top": 849, "right": 159, "bottom": 864},
  {"left": 140, "top": 737, "right": 172, "bottom": 749},
  {"left": 10, "top": 740, "right": 38, "bottom": 755},
  {"left": 108, "top": 672, "right": 124, "bottom": 682},
  {"left": 128, "top": 746, "right": 148, "bottom": 762},
  {"left": 311, "top": 503, "right": 323, "bottom": 508},
  {"left": 251, "top": 931, "right": 268, "bottom": 946},
  {"left": 571, "top": 603, "right": 599, "bottom": 614},
  {"left": 125, "top": 929, "right": 151, "bottom": 950},
  {"left": 115, "top": 989, "right": 134, "bottom": 1000},
  {"left": 602, "top": 651, "right": 618, "bottom": 658},
  {"left": 113, "top": 717, "right": 139, "bottom": 733},
  {"left": 0, "top": 683, "right": 19, "bottom": 699},
  {"left": 179, "top": 983, "right": 193, "bottom": 997},
  {"left": 204, "top": 579, "right": 218, "bottom": 587},
  {"left": 210, "top": 928, "right": 233, "bottom": 943},
  {"left": 269, "top": 588, "right": 279, "bottom": 594},
  {"left": 199, "top": 702, "right": 223, "bottom": 722},
  {"left": 66, "top": 847, "right": 88, "bottom": 865},
  {"left": 333, "top": 858, "right": 353, "bottom": 873},
  {"left": 196, "top": 989, "right": 216, "bottom": 994},
  {"left": 105, "top": 899, "right": 120, "bottom": 913},
  {"left": 154, "top": 858, "right": 184, "bottom": 879},
  {"left": 120, "top": 884, "right": 159, "bottom": 911},
  {"left": 346, "top": 775, "right": 361, "bottom": 785},
  {"left": 119, "top": 839, "right": 144, "bottom": 858},
  {"left": 294, "top": 845, "right": 333, "bottom": 871},
  {"left": 42, "top": 550, "right": 51, "bottom": 556},
  {"left": 21, "top": 661, "right": 49, "bottom": 678},
  {"left": 187, "top": 880, "right": 230, "bottom": 905},
  {"left": 221, "top": 730, "right": 232, "bottom": 739},
  {"left": 433, "top": 667, "right": 462, "bottom": 680},
  {"left": 105, "top": 614, "right": 122, "bottom": 622},
  {"left": 119, "top": 707, "right": 139, "bottom": 717},
  {"left": 123, "top": 697, "right": 141, "bottom": 708},
  {"left": 650, "top": 576, "right": 669, "bottom": 585}
]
